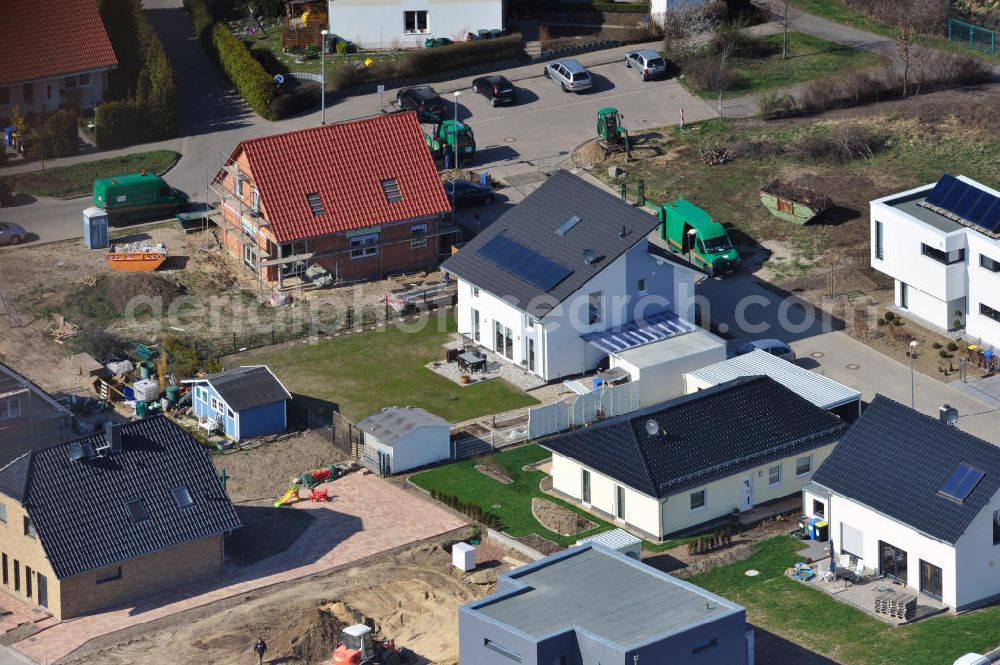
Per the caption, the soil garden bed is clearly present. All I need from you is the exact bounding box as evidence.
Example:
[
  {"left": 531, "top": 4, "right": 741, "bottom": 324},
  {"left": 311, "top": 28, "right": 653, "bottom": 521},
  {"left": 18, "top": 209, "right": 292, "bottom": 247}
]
[
  {"left": 531, "top": 497, "right": 598, "bottom": 536},
  {"left": 514, "top": 532, "right": 561, "bottom": 556},
  {"left": 475, "top": 463, "right": 513, "bottom": 484}
]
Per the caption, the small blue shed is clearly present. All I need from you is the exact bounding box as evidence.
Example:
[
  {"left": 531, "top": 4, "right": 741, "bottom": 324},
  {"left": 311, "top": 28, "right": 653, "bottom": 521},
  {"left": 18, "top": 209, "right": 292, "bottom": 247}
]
[{"left": 184, "top": 366, "right": 291, "bottom": 441}]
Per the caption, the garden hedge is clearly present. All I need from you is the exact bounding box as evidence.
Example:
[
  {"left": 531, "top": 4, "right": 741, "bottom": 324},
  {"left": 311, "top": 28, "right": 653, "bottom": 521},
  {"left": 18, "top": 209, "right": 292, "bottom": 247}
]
[
  {"left": 185, "top": 0, "right": 276, "bottom": 118},
  {"left": 95, "top": 0, "right": 177, "bottom": 148}
]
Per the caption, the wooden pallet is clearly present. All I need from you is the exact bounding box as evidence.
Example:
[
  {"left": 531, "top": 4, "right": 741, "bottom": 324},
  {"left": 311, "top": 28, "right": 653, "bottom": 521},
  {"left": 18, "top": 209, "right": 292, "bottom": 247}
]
[{"left": 874, "top": 589, "right": 916, "bottom": 619}]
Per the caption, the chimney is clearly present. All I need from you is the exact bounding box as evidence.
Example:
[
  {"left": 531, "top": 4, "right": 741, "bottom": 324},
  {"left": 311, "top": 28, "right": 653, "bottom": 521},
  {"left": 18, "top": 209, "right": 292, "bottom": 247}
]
[{"left": 105, "top": 421, "right": 123, "bottom": 452}]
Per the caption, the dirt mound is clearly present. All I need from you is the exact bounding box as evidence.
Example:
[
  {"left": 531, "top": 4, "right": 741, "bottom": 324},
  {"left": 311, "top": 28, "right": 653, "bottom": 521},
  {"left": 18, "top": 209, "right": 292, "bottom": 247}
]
[
  {"left": 195, "top": 603, "right": 344, "bottom": 664},
  {"left": 573, "top": 139, "right": 607, "bottom": 167},
  {"left": 101, "top": 273, "right": 187, "bottom": 312}
]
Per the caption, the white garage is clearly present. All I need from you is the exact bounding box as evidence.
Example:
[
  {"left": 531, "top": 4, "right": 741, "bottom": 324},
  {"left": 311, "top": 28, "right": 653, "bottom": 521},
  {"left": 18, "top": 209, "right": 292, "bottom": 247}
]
[{"left": 357, "top": 406, "right": 451, "bottom": 475}]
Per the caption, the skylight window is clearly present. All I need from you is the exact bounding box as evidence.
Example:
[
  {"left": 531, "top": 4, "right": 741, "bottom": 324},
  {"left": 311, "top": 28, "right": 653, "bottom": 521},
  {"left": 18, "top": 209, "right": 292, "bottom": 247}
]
[
  {"left": 380, "top": 178, "right": 403, "bottom": 202},
  {"left": 555, "top": 215, "right": 581, "bottom": 236},
  {"left": 939, "top": 463, "right": 985, "bottom": 503},
  {"left": 305, "top": 192, "right": 326, "bottom": 216},
  {"left": 127, "top": 499, "right": 150, "bottom": 522},
  {"left": 172, "top": 487, "right": 194, "bottom": 509}
]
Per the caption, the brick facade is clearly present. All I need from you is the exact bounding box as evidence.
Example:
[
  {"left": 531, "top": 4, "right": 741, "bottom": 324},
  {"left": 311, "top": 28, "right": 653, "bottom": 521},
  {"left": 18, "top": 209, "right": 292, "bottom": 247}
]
[{"left": 0, "top": 492, "right": 225, "bottom": 620}]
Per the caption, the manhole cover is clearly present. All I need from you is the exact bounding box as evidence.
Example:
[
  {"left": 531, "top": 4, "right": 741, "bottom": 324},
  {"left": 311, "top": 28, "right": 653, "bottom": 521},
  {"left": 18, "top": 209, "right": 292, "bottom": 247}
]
[
  {"left": 492, "top": 504, "right": 502, "bottom": 509},
  {"left": 745, "top": 569, "right": 760, "bottom": 577},
  {"left": 504, "top": 137, "right": 516, "bottom": 143},
  {"left": 847, "top": 363, "right": 860, "bottom": 370},
  {"left": 811, "top": 352, "right": 824, "bottom": 358}
]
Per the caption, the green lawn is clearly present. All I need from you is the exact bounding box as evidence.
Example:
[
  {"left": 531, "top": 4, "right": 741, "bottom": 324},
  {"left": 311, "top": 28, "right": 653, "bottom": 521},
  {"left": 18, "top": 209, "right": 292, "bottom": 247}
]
[
  {"left": 410, "top": 443, "right": 719, "bottom": 550},
  {"left": 237, "top": 314, "right": 537, "bottom": 423},
  {"left": 693, "top": 536, "right": 1000, "bottom": 665},
  {"left": 0, "top": 150, "right": 180, "bottom": 198},
  {"left": 245, "top": 29, "right": 402, "bottom": 77},
  {"left": 684, "top": 32, "right": 881, "bottom": 99},
  {"left": 410, "top": 444, "right": 617, "bottom": 547},
  {"left": 791, "top": 0, "right": 1000, "bottom": 64}
]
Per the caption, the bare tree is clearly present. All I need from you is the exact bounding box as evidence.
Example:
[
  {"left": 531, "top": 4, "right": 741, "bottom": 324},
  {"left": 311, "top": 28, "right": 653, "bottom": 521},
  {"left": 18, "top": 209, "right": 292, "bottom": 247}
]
[
  {"left": 715, "top": 38, "right": 737, "bottom": 122},
  {"left": 661, "top": 5, "right": 718, "bottom": 62},
  {"left": 774, "top": 0, "right": 798, "bottom": 60},
  {"left": 896, "top": 23, "right": 913, "bottom": 97}
]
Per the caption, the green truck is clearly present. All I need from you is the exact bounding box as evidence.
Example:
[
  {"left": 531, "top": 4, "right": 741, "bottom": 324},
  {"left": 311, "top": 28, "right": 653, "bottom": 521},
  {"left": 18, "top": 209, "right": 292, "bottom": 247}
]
[
  {"left": 648, "top": 198, "right": 740, "bottom": 276},
  {"left": 93, "top": 171, "right": 189, "bottom": 225},
  {"left": 424, "top": 120, "right": 476, "bottom": 163}
]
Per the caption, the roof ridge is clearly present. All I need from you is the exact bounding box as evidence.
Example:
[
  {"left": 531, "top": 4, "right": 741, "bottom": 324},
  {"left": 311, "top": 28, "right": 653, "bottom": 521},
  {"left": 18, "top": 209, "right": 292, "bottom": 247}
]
[{"left": 240, "top": 111, "right": 417, "bottom": 151}]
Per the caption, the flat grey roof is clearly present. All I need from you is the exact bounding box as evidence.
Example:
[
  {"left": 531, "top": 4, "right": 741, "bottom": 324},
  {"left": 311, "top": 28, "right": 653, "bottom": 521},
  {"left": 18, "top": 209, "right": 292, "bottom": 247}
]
[
  {"left": 686, "top": 349, "right": 860, "bottom": 410},
  {"left": 356, "top": 406, "right": 450, "bottom": 445},
  {"left": 472, "top": 546, "right": 741, "bottom": 646},
  {"left": 886, "top": 193, "right": 964, "bottom": 233},
  {"left": 613, "top": 326, "right": 723, "bottom": 369}
]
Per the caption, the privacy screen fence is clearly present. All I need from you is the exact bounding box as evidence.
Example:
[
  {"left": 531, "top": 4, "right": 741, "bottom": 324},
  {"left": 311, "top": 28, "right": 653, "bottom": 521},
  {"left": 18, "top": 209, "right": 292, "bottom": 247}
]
[{"left": 948, "top": 18, "right": 996, "bottom": 54}]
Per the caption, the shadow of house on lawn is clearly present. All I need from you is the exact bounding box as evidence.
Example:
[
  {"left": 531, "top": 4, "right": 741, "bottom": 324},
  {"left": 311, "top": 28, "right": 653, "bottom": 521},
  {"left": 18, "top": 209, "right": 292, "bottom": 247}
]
[{"left": 752, "top": 626, "right": 840, "bottom": 665}]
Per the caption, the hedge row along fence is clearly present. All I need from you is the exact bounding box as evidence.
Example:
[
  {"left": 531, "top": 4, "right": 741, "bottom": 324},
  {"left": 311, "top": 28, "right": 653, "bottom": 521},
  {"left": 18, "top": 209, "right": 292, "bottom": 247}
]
[
  {"left": 95, "top": 0, "right": 177, "bottom": 149},
  {"left": 429, "top": 489, "right": 501, "bottom": 528},
  {"left": 185, "top": 0, "right": 275, "bottom": 118},
  {"left": 326, "top": 34, "right": 526, "bottom": 91}
]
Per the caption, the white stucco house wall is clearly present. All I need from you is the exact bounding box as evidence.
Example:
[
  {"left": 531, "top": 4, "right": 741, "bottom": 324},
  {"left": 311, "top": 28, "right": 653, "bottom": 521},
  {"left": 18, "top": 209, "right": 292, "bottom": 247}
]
[
  {"left": 442, "top": 171, "right": 698, "bottom": 384},
  {"left": 357, "top": 406, "right": 450, "bottom": 475},
  {"left": 807, "top": 395, "right": 1000, "bottom": 611},
  {"left": 327, "top": 0, "right": 504, "bottom": 49},
  {"left": 870, "top": 174, "right": 1000, "bottom": 348},
  {"left": 543, "top": 375, "right": 847, "bottom": 541},
  {"left": 650, "top": 0, "right": 708, "bottom": 29}
]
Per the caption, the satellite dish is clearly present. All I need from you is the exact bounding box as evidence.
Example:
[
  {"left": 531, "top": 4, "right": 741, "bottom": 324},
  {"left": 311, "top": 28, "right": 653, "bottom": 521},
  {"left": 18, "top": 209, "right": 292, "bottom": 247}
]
[
  {"left": 274, "top": 74, "right": 285, "bottom": 85},
  {"left": 940, "top": 404, "right": 959, "bottom": 427},
  {"left": 645, "top": 419, "right": 659, "bottom": 437},
  {"left": 583, "top": 248, "right": 597, "bottom": 265},
  {"left": 68, "top": 442, "right": 85, "bottom": 462}
]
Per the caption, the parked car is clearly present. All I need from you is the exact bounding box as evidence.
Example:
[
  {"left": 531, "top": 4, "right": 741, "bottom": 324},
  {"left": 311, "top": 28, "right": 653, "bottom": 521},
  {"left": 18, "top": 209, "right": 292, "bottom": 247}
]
[
  {"left": 734, "top": 339, "right": 796, "bottom": 362},
  {"left": 471, "top": 75, "right": 516, "bottom": 106},
  {"left": 543, "top": 59, "right": 592, "bottom": 93},
  {"left": 624, "top": 49, "right": 668, "bottom": 81},
  {"left": 0, "top": 222, "right": 27, "bottom": 246},
  {"left": 443, "top": 180, "right": 495, "bottom": 207},
  {"left": 396, "top": 86, "right": 448, "bottom": 122}
]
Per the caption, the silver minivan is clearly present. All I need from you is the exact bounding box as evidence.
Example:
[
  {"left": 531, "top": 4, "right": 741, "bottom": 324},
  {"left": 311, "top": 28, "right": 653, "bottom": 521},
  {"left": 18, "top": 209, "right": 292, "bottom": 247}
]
[{"left": 543, "top": 59, "right": 593, "bottom": 93}]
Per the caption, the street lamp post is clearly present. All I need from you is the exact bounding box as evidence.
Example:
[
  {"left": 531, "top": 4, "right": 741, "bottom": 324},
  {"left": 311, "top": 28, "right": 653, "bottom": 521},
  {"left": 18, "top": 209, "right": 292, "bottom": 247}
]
[
  {"left": 452, "top": 91, "right": 461, "bottom": 210},
  {"left": 320, "top": 29, "right": 328, "bottom": 125},
  {"left": 909, "top": 340, "right": 920, "bottom": 409}
]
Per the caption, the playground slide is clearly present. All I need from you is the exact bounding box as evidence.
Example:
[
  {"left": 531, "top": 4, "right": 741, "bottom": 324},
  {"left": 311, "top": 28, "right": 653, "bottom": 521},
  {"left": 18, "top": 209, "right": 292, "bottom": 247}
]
[{"left": 273, "top": 487, "right": 299, "bottom": 508}]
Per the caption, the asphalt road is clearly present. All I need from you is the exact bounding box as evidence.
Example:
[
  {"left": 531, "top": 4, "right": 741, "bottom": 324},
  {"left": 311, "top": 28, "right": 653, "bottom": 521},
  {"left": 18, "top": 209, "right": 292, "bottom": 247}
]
[{"left": 0, "top": 0, "right": 714, "bottom": 247}]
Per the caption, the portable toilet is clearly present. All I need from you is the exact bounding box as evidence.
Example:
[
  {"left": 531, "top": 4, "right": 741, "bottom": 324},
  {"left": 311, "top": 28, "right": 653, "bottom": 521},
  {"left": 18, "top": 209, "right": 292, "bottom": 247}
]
[{"left": 83, "top": 207, "right": 109, "bottom": 249}]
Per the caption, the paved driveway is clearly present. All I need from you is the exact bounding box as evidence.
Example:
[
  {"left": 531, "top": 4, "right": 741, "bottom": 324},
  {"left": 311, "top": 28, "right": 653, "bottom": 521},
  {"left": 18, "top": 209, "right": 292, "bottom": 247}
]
[{"left": 13, "top": 472, "right": 465, "bottom": 664}]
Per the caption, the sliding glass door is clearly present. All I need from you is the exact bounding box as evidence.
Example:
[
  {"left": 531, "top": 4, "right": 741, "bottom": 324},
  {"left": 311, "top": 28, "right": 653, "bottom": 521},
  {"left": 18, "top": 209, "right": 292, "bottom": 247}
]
[{"left": 879, "top": 541, "right": 908, "bottom": 583}]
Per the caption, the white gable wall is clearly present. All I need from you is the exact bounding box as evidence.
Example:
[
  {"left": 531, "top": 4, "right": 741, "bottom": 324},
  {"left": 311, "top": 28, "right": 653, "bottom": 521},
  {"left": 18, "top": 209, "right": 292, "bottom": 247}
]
[
  {"left": 954, "top": 489, "right": 1000, "bottom": 610},
  {"left": 823, "top": 493, "right": 958, "bottom": 607},
  {"left": 367, "top": 424, "right": 450, "bottom": 473},
  {"left": 328, "top": 0, "right": 503, "bottom": 49}
]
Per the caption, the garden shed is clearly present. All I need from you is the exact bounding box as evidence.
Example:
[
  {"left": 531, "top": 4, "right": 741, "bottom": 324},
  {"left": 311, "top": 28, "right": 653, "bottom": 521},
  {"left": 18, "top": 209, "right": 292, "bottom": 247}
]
[{"left": 357, "top": 406, "right": 450, "bottom": 475}]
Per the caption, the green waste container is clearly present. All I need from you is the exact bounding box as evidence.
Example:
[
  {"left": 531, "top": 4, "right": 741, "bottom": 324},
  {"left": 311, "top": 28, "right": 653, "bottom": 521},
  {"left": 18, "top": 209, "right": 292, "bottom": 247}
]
[{"left": 166, "top": 385, "right": 181, "bottom": 404}]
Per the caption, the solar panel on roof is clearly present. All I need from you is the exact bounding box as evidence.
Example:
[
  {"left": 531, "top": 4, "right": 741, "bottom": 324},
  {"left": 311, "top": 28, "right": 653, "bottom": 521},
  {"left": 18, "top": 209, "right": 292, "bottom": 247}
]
[
  {"left": 924, "top": 175, "right": 1000, "bottom": 233},
  {"left": 939, "top": 463, "right": 985, "bottom": 502},
  {"left": 475, "top": 234, "right": 573, "bottom": 291}
]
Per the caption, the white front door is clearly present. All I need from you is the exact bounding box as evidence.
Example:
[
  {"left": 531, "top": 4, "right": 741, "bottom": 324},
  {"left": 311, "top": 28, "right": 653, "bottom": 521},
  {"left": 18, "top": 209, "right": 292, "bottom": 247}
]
[{"left": 740, "top": 477, "right": 753, "bottom": 512}]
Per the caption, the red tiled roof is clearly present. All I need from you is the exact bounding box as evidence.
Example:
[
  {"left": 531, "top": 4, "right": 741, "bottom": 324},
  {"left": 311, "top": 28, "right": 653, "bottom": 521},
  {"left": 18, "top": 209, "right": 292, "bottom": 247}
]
[
  {"left": 0, "top": 0, "right": 118, "bottom": 87},
  {"left": 235, "top": 113, "right": 451, "bottom": 243}
]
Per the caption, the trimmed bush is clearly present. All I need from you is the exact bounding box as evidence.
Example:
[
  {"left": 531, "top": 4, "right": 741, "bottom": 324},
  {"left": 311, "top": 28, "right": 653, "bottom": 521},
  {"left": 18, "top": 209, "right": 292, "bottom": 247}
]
[
  {"left": 270, "top": 84, "right": 321, "bottom": 119},
  {"left": 947, "top": 341, "right": 959, "bottom": 352},
  {"left": 95, "top": 0, "right": 176, "bottom": 148},
  {"left": 400, "top": 34, "right": 525, "bottom": 79},
  {"left": 186, "top": 0, "right": 276, "bottom": 118},
  {"left": 757, "top": 91, "right": 795, "bottom": 120},
  {"left": 681, "top": 57, "right": 740, "bottom": 92}
]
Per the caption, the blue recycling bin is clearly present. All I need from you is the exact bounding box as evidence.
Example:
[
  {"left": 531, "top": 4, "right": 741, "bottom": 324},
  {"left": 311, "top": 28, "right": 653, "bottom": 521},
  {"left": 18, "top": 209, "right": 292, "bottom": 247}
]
[
  {"left": 807, "top": 517, "right": 822, "bottom": 540},
  {"left": 480, "top": 171, "right": 491, "bottom": 186},
  {"left": 3, "top": 127, "right": 15, "bottom": 147}
]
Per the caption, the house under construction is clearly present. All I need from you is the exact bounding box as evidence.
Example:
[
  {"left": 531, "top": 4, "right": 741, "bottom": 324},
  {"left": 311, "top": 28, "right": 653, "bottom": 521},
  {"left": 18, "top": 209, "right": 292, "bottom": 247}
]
[
  {"left": 0, "top": 362, "right": 73, "bottom": 466},
  {"left": 209, "top": 112, "right": 457, "bottom": 295}
]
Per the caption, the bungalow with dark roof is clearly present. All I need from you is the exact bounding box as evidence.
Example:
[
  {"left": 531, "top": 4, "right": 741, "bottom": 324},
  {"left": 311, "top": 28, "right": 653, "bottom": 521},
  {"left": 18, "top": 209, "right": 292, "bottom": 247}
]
[
  {"left": 544, "top": 376, "right": 847, "bottom": 540},
  {"left": 806, "top": 395, "right": 1000, "bottom": 611},
  {"left": 0, "top": 417, "right": 240, "bottom": 620},
  {"left": 210, "top": 112, "right": 454, "bottom": 289},
  {"left": 0, "top": 0, "right": 118, "bottom": 120}
]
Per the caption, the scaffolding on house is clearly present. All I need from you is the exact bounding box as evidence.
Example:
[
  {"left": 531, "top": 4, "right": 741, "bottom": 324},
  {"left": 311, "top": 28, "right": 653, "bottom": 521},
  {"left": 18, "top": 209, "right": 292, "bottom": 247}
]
[{"left": 210, "top": 152, "right": 272, "bottom": 300}]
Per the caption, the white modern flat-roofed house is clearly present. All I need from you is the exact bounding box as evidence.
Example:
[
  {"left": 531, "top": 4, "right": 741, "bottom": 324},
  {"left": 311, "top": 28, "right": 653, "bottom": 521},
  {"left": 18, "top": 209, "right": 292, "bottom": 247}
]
[
  {"left": 806, "top": 395, "right": 1000, "bottom": 611},
  {"left": 544, "top": 376, "right": 847, "bottom": 541},
  {"left": 327, "top": 0, "right": 503, "bottom": 49},
  {"left": 870, "top": 174, "right": 1000, "bottom": 347},
  {"left": 442, "top": 171, "right": 699, "bottom": 383}
]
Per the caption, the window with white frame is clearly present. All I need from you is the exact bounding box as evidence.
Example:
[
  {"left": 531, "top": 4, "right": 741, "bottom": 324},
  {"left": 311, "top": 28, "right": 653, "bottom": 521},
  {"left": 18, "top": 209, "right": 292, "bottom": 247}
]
[
  {"left": 588, "top": 291, "right": 603, "bottom": 325},
  {"left": 795, "top": 455, "right": 812, "bottom": 476},
  {"left": 410, "top": 223, "right": 428, "bottom": 248},
  {"left": 472, "top": 287, "right": 480, "bottom": 297},
  {"left": 350, "top": 233, "right": 379, "bottom": 259},
  {"left": 0, "top": 398, "right": 21, "bottom": 421},
  {"left": 210, "top": 397, "right": 222, "bottom": 413},
  {"left": 196, "top": 387, "right": 207, "bottom": 402},
  {"left": 403, "top": 10, "right": 428, "bottom": 33},
  {"left": 690, "top": 489, "right": 706, "bottom": 511},
  {"left": 768, "top": 464, "right": 781, "bottom": 487}
]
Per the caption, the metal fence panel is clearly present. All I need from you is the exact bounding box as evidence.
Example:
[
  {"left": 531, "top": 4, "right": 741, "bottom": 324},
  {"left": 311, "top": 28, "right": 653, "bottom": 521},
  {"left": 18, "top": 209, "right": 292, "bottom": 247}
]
[
  {"left": 948, "top": 18, "right": 996, "bottom": 54},
  {"left": 571, "top": 392, "right": 597, "bottom": 427},
  {"left": 599, "top": 381, "right": 641, "bottom": 418},
  {"left": 528, "top": 401, "right": 570, "bottom": 439}
]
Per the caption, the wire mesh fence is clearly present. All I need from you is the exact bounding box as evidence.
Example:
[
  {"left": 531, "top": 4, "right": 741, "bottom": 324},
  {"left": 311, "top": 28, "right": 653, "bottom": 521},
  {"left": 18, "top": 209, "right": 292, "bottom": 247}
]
[{"left": 948, "top": 18, "right": 996, "bottom": 54}]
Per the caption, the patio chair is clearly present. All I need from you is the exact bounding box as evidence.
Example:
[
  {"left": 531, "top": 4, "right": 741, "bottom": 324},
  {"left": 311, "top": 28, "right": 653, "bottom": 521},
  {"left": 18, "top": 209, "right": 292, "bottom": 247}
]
[{"left": 853, "top": 559, "right": 868, "bottom": 581}]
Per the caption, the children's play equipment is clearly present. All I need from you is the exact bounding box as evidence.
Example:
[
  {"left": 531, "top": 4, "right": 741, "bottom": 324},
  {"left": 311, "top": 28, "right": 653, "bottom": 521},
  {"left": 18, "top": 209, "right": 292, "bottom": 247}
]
[
  {"left": 274, "top": 483, "right": 300, "bottom": 507},
  {"left": 298, "top": 464, "right": 346, "bottom": 488},
  {"left": 310, "top": 488, "right": 329, "bottom": 502}
]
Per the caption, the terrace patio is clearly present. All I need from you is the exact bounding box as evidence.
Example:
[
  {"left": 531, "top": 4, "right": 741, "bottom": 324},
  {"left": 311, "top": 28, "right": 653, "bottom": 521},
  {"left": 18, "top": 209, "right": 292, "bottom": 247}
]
[{"left": 426, "top": 335, "right": 547, "bottom": 392}]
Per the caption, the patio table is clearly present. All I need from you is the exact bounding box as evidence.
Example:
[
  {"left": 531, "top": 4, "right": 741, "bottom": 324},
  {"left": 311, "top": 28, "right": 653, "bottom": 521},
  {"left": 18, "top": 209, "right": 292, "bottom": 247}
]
[{"left": 458, "top": 352, "right": 486, "bottom": 373}]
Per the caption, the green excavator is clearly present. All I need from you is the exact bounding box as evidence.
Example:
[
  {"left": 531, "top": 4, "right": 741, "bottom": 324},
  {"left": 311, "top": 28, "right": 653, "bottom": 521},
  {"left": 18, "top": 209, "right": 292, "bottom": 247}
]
[{"left": 597, "top": 107, "right": 630, "bottom": 155}]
